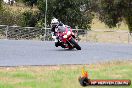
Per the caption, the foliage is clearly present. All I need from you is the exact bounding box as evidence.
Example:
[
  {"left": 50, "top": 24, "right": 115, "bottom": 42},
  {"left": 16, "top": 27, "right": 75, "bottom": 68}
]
[
  {"left": 22, "top": 11, "right": 40, "bottom": 27},
  {"left": 35, "top": 19, "right": 44, "bottom": 28},
  {"left": 22, "top": 0, "right": 37, "bottom": 7},
  {"left": 1, "top": 0, "right": 132, "bottom": 32},
  {"left": 0, "top": 5, "right": 41, "bottom": 27},
  {"left": 0, "top": 0, "right": 2, "bottom": 10},
  {"left": 95, "top": 0, "right": 132, "bottom": 32},
  {"left": 0, "top": 7, "right": 23, "bottom": 26},
  {"left": 37, "top": 0, "right": 94, "bottom": 29}
]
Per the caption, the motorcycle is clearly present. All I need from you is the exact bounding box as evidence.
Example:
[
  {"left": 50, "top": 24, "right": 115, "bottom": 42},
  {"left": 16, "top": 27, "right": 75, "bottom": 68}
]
[{"left": 56, "top": 25, "right": 81, "bottom": 50}]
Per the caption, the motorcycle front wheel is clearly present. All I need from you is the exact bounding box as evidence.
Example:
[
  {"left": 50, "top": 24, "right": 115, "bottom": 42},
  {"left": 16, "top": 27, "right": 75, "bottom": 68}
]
[{"left": 69, "top": 38, "right": 81, "bottom": 50}]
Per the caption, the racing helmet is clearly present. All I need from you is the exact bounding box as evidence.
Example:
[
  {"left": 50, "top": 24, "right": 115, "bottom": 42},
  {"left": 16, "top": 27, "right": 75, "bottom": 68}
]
[{"left": 51, "top": 18, "right": 59, "bottom": 28}]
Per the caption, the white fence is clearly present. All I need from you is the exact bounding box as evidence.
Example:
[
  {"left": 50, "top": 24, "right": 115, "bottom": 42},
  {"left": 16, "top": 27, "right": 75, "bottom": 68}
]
[
  {"left": 0, "top": 25, "right": 87, "bottom": 41},
  {"left": 80, "top": 30, "right": 132, "bottom": 43},
  {"left": 0, "top": 25, "right": 132, "bottom": 43}
]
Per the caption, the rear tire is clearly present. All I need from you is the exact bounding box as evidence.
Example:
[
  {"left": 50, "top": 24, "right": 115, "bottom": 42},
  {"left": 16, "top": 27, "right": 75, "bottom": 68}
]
[{"left": 69, "top": 38, "right": 81, "bottom": 50}]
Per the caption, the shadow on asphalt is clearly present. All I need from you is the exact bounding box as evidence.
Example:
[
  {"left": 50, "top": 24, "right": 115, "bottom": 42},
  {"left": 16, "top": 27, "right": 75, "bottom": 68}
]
[{"left": 54, "top": 48, "right": 78, "bottom": 51}]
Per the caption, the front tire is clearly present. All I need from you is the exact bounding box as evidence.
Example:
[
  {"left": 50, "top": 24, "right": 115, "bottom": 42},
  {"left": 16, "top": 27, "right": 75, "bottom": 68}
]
[{"left": 69, "top": 38, "right": 81, "bottom": 50}]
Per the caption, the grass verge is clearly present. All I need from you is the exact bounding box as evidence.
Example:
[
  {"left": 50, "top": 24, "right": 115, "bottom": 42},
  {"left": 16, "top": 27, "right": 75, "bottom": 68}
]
[{"left": 0, "top": 60, "right": 132, "bottom": 88}]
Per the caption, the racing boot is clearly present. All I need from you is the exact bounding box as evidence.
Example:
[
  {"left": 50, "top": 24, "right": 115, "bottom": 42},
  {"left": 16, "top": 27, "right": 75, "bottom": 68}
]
[{"left": 55, "top": 39, "right": 61, "bottom": 47}]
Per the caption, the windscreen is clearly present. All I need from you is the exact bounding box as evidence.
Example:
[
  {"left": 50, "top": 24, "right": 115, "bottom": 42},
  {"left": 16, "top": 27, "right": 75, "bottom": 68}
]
[{"left": 58, "top": 26, "right": 71, "bottom": 32}]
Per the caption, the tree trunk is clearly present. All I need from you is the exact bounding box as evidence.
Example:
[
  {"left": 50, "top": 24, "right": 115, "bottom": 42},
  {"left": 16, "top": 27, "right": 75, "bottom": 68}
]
[{"left": 125, "top": 14, "right": 132, "bottom": 33}]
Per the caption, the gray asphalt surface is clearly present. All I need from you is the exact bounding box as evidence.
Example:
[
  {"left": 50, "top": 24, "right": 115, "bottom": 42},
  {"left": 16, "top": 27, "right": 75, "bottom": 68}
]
[{"left": 0, "top": 40, "right": 132, "bottom": 66}]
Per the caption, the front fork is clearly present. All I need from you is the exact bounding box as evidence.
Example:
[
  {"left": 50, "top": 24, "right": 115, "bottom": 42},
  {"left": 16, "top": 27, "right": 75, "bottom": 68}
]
[{"left": 66, "top": 36, "right": 74, "bottom": 47}]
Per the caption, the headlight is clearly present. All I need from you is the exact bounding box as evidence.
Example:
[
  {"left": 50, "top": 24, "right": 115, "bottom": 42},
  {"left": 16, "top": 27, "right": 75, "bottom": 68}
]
[
  {"left": 63, "top": 35, "right": 68, "bottom": 38},
  {"left": 67, "top": 31, "right": 71, "bottom": 35}
]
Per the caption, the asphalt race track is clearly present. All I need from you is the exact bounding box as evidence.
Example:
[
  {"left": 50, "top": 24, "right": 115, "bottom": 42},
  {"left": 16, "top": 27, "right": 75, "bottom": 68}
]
[{"left": 0, "top": 40, "right": 132, "bottom": 66}]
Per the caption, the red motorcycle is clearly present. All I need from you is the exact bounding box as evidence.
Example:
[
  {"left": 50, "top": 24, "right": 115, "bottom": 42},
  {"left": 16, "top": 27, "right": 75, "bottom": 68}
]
[{"left": 56, "top": 26, "right": 81, "bottom": 50}]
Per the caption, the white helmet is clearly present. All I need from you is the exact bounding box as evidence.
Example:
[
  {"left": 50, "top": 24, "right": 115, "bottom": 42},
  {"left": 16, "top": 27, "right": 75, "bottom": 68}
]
[{"left": 51, "top": 18, "right": 59, "bottom": 28}]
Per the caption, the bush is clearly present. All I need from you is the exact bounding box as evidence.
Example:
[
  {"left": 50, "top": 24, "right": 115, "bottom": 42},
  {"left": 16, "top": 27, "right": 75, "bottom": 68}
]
[
  {"left": 0, "top": 7, "right": 23, "bottom": 26},
  {"left": 0, "top": 0, "right": 2, "bottom": 9},
  {"left": 0, "top": 6, "right": 41, "bottom": 27},
  {"left": 22, "top": 11, "right": 40, "bottom": 27}
]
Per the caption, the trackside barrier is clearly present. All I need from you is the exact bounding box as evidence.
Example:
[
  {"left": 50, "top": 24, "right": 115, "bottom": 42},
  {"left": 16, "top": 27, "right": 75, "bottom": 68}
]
[
  {"left": 0, "top": 25, "right": 87, "bottom": 41},
  {"left": 0, "top": 25, "right": 132, "bottom": 43},
  {"left": 80, "top": 30, "right": 132, "bottom": 43}
]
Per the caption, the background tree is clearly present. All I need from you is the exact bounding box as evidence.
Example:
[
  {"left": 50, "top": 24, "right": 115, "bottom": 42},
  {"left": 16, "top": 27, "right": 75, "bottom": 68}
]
[
  {"left": 0, "top": 0, "right": 2, "bottom": 10},
  {"left": 1, "top": 0, "right": 132, "bottom": 31},
  {"left": 37, "top": 0, "right": 94, "bottom": 29},
  {"left": 22, "top": 0, "right": 37, "bottom": 8},
  {"left": 22, "top": 11, "right": 40, "bottom": 27},
  {"left": 95, "top": 0, "right": 132, "bottom": 32}
]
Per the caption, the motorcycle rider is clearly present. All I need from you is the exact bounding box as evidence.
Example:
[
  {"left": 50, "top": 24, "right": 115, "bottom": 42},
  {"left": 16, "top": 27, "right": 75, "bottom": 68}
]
[{"left": 51, "top": 18, "right": 65, "bottom": 47}]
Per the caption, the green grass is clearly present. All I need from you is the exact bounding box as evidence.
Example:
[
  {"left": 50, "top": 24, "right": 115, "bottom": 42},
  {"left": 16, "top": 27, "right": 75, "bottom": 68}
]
[{"left": 0, "top": 60, "right": 132, "bottom": 88}]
